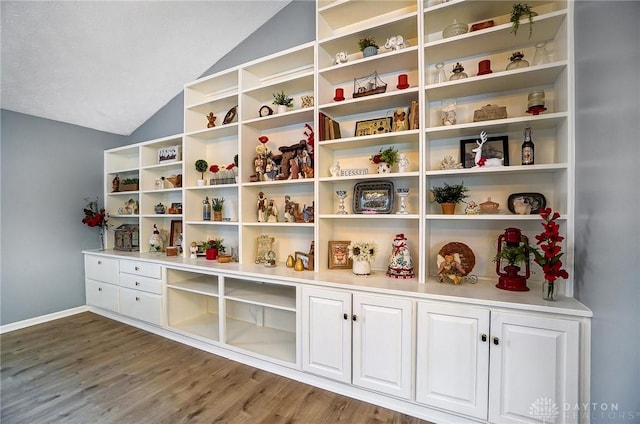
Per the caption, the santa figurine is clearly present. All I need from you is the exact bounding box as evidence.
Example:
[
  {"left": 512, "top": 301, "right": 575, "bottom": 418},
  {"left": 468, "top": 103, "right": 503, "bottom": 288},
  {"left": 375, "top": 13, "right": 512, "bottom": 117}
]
[
  {"left": 386, "top": 233, "right": 415, "bottom": 279},
  {"left": 149, "top": 224, "right": 164, "bottom": 252}
]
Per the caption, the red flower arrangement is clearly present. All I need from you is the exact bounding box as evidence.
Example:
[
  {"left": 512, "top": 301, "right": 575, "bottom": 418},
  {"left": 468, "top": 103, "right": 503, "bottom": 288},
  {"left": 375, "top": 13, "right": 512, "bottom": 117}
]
[
  {"left": 82, "top": 197, "right": 108, "bottom": 229},
  {"left": 209, "top": 164, "right": 220, "bottom": 174},
  {"left": 531, "top": 208, "right": 569, "bottom": 283}
]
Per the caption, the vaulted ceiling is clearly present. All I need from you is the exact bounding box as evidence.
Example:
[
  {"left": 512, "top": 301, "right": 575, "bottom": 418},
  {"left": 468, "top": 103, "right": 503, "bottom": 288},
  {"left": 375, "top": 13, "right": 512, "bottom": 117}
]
[{"left": 1, "top": 1, "right": 292, "bottom": 135}]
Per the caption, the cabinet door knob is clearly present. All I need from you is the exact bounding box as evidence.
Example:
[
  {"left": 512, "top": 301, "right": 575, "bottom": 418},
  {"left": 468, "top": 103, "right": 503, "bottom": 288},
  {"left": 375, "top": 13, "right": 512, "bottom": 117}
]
[
  {"left": 98, "top": 288, "right": 102, "bottom": 292},
  {"left": 135, "top": 297, "right": 140, "bottom": 302},
  {"left": 352, "top": 315, "right": 357, "bottom": 322},
  {"left": 493, "top": 337, "right": 500, "bottom": 345},
  {"left": 135, "top": 281, "right": 140, "bottom": 286},
  {"left": 97, "top": 261, "right": 102, "bottom": 265},
  {"left": 481, "top": 334, "right": 487, "bottom": 342},
  {"left": 343, "top": 313, "right": 348, "bottom": 320}
]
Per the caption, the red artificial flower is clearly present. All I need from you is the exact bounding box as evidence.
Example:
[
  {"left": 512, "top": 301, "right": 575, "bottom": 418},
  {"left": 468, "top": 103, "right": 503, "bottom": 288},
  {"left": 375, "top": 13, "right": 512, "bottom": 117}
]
[
  {"left": 210, "top": 165, "right": 220, "bottom": 173},
  {"left": 226, "top": 163, "right": 235, "bottom": 170},
  {"left": 82, "top": 198, "right": 108, "bottom": 229},
  {"left": 531, "top": 208, "right": 569, "bottom": 282},
  {"left": 370, "top": 154, "right": 381, "bottom": 164}
]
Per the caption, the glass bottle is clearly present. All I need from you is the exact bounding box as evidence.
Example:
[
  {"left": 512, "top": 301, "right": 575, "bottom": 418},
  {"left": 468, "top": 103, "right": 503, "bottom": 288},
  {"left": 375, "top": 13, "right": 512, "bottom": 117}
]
[
  {"left": 506, "top": 52, "right": 529, "bottom": 70},
  {"left": 203, "top": 196, "right": 211, "bottom": 221},
  {"left": 449, "top": 62, "right": 468, "bottom": 81},
  {"left": 433, "top": 62, "right": 447, "bottom": 84},
  {"left": 532, "top": 41, "right": 549, "bottom": 66},
  {"left": 521, "top": 127, "right": 535, "bottom": 165}
]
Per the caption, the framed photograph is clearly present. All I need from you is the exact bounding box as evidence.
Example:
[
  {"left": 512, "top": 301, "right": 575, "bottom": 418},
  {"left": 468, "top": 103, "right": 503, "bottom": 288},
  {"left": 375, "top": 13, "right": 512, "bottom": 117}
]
[
  {"left": 460, "top": 135, "right": 509, "bottom": 168},
  {"left": 157, "top": 145, "right": 181, "bottom": 164},
  {"left": 354, "top": 117, "right": 392, "bottom": 137},
  {"left": 353, "top": 180, "right": 395, "bottom": 214},
  {"left": 295, "top": 251, "right": 311, "bottom": 270},
  {"left": 328, "top": 241, "right": 352, "bottom": 269},
  {"left": 169, "top": 220, "right": 182, "bottom": 246}
]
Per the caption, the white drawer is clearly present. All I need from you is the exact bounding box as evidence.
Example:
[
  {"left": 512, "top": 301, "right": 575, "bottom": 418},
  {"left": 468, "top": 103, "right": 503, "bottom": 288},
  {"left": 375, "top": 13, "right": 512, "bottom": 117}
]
[
  {"left": 119, "top": 273, "right": 162, "bottom": 295},
  {"left": 119, "top": 260, "right": 162, "bottom": 279},
  {"left": 86, "top": 279, "right": 118, "bottom": 312},
  {"left": 85, "top": 255, "right": 118, "bottom": 284},
  {"left": 119, "top": 287, "right": 163, "bottom": 325}
]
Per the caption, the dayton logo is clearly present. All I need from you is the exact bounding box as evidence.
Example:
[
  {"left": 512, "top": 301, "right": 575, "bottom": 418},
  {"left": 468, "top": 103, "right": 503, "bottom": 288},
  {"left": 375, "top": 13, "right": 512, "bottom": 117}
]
[{"left": 530, "top": 397, "right": 560, "bottom": 423}]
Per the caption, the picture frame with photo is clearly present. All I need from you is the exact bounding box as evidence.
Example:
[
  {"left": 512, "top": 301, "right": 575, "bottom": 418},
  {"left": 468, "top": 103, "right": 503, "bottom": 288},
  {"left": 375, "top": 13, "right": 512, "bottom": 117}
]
[
  {"left": 460, "top": 135, "right": 509, "bottom": 168},
  {"left": 328, "top": 240, "right": 352, "bottom": 269},
  {"left": 295, "top": 251, "right": 312, "bottom": 270},
  {"left": 169, "top": 220, "right": 182, "bottom": 247}
]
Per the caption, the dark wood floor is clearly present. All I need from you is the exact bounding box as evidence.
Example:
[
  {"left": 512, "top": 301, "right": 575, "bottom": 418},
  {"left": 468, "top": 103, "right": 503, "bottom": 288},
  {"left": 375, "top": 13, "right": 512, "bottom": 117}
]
[{"left": 1, "top": 312, "right": 432, "bottom": 424}]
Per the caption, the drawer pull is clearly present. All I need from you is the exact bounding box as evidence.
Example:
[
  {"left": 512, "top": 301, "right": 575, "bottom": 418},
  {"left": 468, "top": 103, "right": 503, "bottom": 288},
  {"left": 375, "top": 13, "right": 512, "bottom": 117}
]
[
  {"left": 352, "top": 315, "right": 357, "bottom": 322},
  {"left": 481, "top": 334, "right": 487, "bottom": 342},
  {"left": 98, "top": 288, "right": 102, "bottom": 292},
  {"left": 98, "top": 261, "right": 102, "bottom": 265},
  {"left": 135, "top": 281, "right": 140, "bottom": 286},
  {"left": 343, "top": 313, "right": 348, "bottom": 320},
  {"left": 493, "top": 337, "right": 500, "bottom": 346},
  {"left": 135, "top": 266, "right": 140, "bottom": 271},
  {"left": 135, "top": 297, "right": 141, "bottom": 302}
]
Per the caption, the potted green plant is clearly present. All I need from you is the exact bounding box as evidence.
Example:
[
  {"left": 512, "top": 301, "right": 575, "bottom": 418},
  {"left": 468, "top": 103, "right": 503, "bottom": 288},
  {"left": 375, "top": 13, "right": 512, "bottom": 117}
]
[
  {"left": 272, "top": 90, "right": 293, "bottom": 114},
  {"left": 430, "top": 181, "right": 469, "bottom": 214},
  {"left": 202, "top": 237, "right": 225, "bottom": 260},
  {"left": 211, "top": 197, "right": 225, "bottom": 221},
  {"left": 119, "top": 177, "right": 139, "bottom": 192},
  {"left": 358, "top": 37, "right": 379, "bottom": 58},
  {"left": 195, "top": 159, "right": 208, "bottom": 186},
  {"left": 369, "top": 146, "right": 399, "bottom": 173},
  {"left": 511, "top": 3, "right": 536, "bottom": 38}
]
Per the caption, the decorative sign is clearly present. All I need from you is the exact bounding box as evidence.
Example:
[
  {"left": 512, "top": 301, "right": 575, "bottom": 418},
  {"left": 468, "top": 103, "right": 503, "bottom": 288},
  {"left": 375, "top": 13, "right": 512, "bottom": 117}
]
[
  {"left": 340, "top": 168, "right": 369, "bottom": 177},
  {"left": 157, "top": 145, "right": 181, "bottom": 164}
]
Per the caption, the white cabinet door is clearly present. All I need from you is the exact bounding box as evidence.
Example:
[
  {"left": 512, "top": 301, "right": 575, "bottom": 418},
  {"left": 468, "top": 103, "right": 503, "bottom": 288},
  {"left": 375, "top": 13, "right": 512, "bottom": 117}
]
[
  {"left": 489, "top": 312, "right": 579, "bottom": 424},
  {"left": 416, "top": 302, "right": 490, "bottom": 420},
  {"left": 119, "top": 287, "right": 163, "bottom": 326},
  {"left": 301, "top": 287, "right": 352, "bottom": 383},
  {"left": 352, "top": 293, "right": 413, "bottom": 399}
]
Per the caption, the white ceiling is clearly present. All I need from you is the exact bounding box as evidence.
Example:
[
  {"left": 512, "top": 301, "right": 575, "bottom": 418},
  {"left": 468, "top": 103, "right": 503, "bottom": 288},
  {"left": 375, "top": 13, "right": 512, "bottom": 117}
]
[{"left": 1, "top": 0, "right": 292, "bottom": 135}]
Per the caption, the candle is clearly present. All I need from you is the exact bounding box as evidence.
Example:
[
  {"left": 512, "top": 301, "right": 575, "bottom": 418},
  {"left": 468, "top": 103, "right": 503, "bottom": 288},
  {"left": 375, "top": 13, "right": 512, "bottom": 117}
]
[{"left": 334, "top": 87, "right": 345, "bottom": 101}]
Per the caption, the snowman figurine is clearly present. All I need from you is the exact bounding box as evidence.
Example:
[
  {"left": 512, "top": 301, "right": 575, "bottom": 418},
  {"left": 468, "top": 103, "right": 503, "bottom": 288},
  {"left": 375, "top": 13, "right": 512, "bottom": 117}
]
[
  {"left": 386, "top": 233, "right": 415, "bottom": 279},
  {"left": 149, "top": 224, "right": 164, "bottom": 252}
]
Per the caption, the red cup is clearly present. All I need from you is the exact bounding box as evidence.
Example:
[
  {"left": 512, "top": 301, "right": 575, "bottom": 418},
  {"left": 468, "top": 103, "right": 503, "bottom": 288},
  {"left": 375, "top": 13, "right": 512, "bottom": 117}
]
[
  {"left": 333, "top": 88, "right": 345, "bottom": 101},
  {"left": 397, "top": 74, "right": 409, "bottom": 89}
]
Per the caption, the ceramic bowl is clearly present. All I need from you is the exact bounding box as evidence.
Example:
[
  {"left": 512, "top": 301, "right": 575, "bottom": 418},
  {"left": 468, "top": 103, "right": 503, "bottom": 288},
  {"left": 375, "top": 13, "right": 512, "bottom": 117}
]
[{"left": 443, "top": 22, "right": 468, "bottom": 38}]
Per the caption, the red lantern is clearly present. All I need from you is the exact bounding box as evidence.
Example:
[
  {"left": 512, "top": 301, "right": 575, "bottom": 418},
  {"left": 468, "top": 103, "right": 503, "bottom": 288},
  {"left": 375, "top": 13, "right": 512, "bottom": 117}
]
[{"left": 495, "top": 227, "right": 530, "bottom": 291}]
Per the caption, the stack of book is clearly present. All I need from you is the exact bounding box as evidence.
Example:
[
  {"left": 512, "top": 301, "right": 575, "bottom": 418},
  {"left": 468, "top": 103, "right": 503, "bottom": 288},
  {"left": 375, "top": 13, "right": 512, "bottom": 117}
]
[{"left": 319, "top": 112, "right": 342, "bottom": 141}]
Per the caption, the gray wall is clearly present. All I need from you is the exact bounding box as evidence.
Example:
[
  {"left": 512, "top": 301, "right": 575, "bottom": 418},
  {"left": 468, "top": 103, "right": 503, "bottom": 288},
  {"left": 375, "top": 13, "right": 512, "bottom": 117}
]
[
  {"left": 0, "top": 110, "right": 126, "bottom": 324},
  {"left": 1, "top": 0, "right": 638, "bottom": 419},
  {"left": 574, "top": 2, "right": 640, "bottom": 420}
]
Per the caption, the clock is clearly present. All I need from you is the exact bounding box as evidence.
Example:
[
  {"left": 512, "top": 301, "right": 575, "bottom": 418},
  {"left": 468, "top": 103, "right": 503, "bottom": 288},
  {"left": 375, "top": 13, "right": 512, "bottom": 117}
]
[{"left": 259, "top": 105, "right": 273, "bottom": 117}]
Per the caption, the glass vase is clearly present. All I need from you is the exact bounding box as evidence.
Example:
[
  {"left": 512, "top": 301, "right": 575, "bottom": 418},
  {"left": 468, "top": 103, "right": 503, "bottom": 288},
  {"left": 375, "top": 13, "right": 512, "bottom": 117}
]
[{"left": 542, "top": 280, "right": 557, "bottom": 301}]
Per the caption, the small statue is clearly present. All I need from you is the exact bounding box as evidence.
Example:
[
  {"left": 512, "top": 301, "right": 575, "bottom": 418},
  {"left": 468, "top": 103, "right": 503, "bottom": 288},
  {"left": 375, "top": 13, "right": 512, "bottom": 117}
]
[
  {"left": 334, "top": 51, "right": 348, "bottom": 65},
  {"left": 384, "top": 35, "right": 409, "bottom": 51},
  {"left": 206, "top": 112, "right": 216, "bottom": 128},
  {"left": 267, "top": 199, "right": 278, "bottom": 222},
  {"left": 149, "top": 224, "right": 164, "bottom": 252},
  {"left": 257, "top": 191, "right": 266, "bottom": 222},
  {"left": 386, "top": 233, "right": 415, "bottom": 279},
  {"left": 397, "top": 153, "right": 409, "bottom": 173},
  {"left": 284, "top": 195, "right": 295, "bottom": 222},
  {"left": 112, "top": 174, "right": 120, "bottom": 192},
  {"left": 473, "top": 131, "right": 504, "bottom": 167},
  {"left": 289, "top": 157, "right": 299, "bottom": 179},
  {"left": 329, "top": 161, "right": 340, "bottom": 177},
  {"left": 393, "top": 108, "right": 408, "bottom": 131},
  {"left": 190, "top": 241, "right": 198, "bottom": 259}
]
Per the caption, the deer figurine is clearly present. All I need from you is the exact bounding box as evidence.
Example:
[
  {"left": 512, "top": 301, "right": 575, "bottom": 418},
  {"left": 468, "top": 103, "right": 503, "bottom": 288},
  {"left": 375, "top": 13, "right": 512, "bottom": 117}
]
[{"left": 473, "top": 131, "right": 504, "bottom": 167}]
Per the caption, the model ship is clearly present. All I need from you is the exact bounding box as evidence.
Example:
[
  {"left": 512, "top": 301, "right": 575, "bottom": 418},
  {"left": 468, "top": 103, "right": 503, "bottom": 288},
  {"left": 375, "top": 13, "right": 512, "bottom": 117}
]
[{"left": 353, "top": 71, "right": 387, "bottom": 98}]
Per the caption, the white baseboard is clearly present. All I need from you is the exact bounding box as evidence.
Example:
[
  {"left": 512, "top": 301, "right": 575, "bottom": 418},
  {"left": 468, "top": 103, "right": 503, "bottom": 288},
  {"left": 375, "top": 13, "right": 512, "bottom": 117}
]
[{"left": 0, "top": 306, "right": 89, "bottom": 334}]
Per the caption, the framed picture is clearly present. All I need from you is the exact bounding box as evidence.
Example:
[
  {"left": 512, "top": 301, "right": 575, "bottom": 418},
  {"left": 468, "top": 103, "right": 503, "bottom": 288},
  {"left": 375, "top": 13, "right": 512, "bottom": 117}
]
[
  {"left": 353, "top": 180, "right": 395, "bottom": 214},
  {"left": 295, "top": 251, "right": 311, "bottom": 270},
  {"left": 169, "top": 220, "right": 182, "bottom": 246},
  {"left": 354, "top": 117, "right": 392, "bottom": 137},
  {"left": 328, "top": 241, "right": 352, "bottom": 269},
  {"left": 157, "top": 145, "right": 181, "bottom": 164},
  {"left": 223, "top": 105, "right": 238, "bottom": 124},
  {"left": 460, "top": 135, "right": 509, "bottom": 168}
]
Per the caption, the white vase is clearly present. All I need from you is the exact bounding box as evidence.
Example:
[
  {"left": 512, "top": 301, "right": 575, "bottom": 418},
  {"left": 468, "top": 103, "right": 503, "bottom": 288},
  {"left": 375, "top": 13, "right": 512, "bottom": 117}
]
[
  {"left": 197, "top": 179, "right": 206, "bottom": 187},
  {"left": 352, "top": 260, "right": 371, "bottom": 275},
  {"left": 276, "top": 104, "right": 288, "bottom": 114},
  {"left": 377, "top": 162, "right": 391, "bottom": 173}
]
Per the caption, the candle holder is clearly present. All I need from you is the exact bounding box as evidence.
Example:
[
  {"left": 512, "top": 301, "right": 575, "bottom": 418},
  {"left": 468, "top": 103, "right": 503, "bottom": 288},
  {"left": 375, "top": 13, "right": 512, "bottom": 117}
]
[
  {"left": 396, "top": 188, "right": 409, "bottom": 214},
  {"left": 336, "top": 190, "right": 348, "bottom": 214}
]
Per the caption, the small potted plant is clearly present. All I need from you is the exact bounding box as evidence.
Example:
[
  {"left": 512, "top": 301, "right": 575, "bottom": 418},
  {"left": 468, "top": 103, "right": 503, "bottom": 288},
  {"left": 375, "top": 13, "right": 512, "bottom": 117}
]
[
  {"left": 211, "top": 197, "right": 225, "bottom": 221},
  {"left": 511, "top": 3, "right": 536, "bottom": 38},
  {"left": 119, "top": 177, "right": 139, "bottom": 192},
  {"left": 369, "top": 146, "right": 399, "bottom": 173},
  {"left": 430, "top": 181, "right": 469, "bottom": 214},
  {"left": 273, "top": 90, "right": 293, "bottom": 114},
  {"left": 358, "top": 37, "right": 379, "bottom": 58},
  {"left": 202, "top": 237, "right": 225, "bottom": 260},
  {"left": 195, "top": 159, "right": 208, "bottom": 186},
  {"left": 348, "top": 241, "right": 378, "bottom": 275}
]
